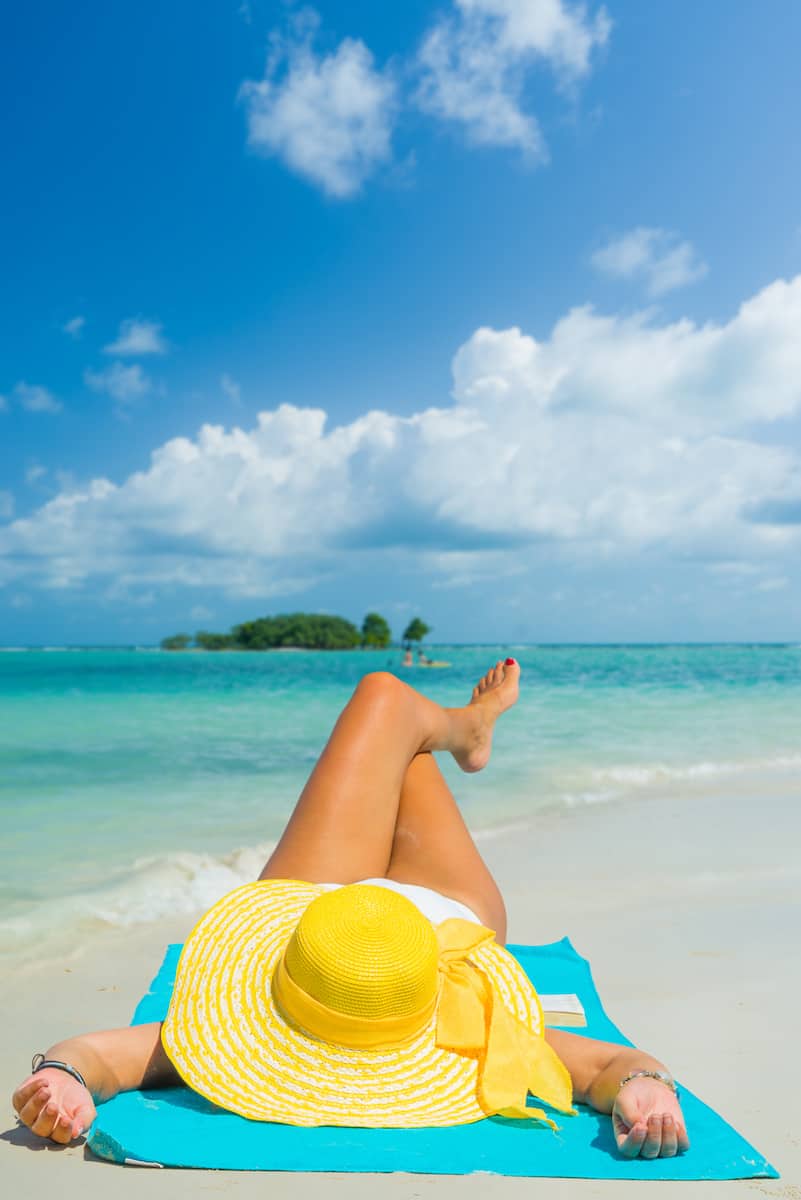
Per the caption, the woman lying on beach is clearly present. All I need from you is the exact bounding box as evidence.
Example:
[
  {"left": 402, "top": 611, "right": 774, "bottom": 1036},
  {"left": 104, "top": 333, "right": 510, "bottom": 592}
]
[{"left": 13, "top": 659, "right": 689, "bottom": 1158}]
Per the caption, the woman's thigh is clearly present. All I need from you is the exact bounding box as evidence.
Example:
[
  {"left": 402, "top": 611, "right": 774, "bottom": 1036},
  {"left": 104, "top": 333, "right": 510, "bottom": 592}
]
[
  {"left": 260, "top": 672, "right": 435, "bottom": 884},
  {"left": 386, "top": 753, "right": 507, "bottom": 943}
]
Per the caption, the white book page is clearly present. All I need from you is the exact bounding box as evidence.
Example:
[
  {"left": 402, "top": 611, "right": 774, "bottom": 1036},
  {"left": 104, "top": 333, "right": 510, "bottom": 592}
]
[{"left": 539, "top": 993, "right": 584, "bottom": 1013}]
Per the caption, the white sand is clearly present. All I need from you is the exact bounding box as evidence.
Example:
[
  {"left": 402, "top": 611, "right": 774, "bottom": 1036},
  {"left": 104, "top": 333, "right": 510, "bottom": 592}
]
[{"left": 2, "top": 779, "right": 799, "bottom": 1198}]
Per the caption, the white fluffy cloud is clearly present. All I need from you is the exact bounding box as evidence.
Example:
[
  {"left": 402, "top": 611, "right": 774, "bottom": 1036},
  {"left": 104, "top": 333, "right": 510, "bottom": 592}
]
[
  {"left": 2, "top": 274, "right": 801, "bottom": 597},
  {"left": 241, "top": 15, "right": 396, "bottom": 197},
  {"left": 84, "top": 362, "right": 152, "bottom": 406},
  {"left": 11, "top": 382, "right": 62, "bottom": 413},
  {"left": 415, "top": 0, "right": 610, "bottom": 155},
  {"left": 104, "top": 318, "right": 167, "bottom": 356},
  {"left": 591, "top": 228, "right": 708, "bottom": 296},
  {"left": 240, "top": 3, "right": 608, "bottom": 194}
]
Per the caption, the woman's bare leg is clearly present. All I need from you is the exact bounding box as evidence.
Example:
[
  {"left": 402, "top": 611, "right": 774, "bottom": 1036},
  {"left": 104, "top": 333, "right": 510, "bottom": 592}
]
[
  {"left": 259, "top": 660, "right": 519, "bottom": 889},
  {"left": 386, "top": 752, "right": 507, "bottom": 942}
]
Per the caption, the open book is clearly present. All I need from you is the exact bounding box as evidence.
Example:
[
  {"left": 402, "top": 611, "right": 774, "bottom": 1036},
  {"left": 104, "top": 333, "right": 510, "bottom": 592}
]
[{"left": 539, "top": 993, "right": 587, "bottom": 1028}]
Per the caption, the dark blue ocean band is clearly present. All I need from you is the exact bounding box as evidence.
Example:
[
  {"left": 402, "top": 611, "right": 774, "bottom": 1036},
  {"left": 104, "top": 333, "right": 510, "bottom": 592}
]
[{"left": 31, "top": 1054, "right": 88, "bottom": 1091}]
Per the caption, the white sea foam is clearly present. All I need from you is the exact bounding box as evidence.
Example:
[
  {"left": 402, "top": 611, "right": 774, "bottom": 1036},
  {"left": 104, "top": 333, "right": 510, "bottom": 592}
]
[
  {"left": 0, "top": 841, "right": 276, "bottom": 963},
  {"left": 84, "top": 842, "right": 277, "bottom": 926},
  {"left": 563, "top": 790, "right": 618, "bottom": 807},
  {"left": 589, "top": 754, "right": 801, "bottom": 789},
  {"left": 473, "top": 819, "right": 536, "bottom": 842},
  {"left": 550, "top": 753, "right": 801, "bottom": 812}
]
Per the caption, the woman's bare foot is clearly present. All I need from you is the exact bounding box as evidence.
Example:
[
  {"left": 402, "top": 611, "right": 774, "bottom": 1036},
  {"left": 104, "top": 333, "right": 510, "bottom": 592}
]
[{"left": 451, "top": 658, "right": 520, "bottom": 773}]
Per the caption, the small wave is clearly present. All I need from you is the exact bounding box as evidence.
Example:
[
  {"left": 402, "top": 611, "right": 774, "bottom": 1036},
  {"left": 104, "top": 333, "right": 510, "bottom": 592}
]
[
  {"left": 0, "top": 841, "right": 276, "bottom": 962},
  {"left": 83, "top": 842, "right": 277, "bottom": 926},
  {"left": 590, "top": 754, "right": 801, "bottom": 788},
  {"left": 473, "top": 819, "right": 535, "bottom": 842},
  {"left": 563, "top": 790, "right": 618, "bottom": 808}
]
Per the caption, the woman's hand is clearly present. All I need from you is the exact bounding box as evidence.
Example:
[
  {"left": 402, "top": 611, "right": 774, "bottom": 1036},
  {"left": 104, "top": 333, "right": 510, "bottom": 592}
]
[
  {"left": 612, "top": 1075, "right": 689, "bottom": 1158},
  {"left": 12, "top": 1024, "right": 176, "bottom": 1144},
  {"left": 12, "top": 1068, "right": 96, "bottom": 1143}
]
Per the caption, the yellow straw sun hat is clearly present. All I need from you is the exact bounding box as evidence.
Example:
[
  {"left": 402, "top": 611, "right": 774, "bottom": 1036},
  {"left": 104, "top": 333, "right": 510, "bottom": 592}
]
[{"left": 162, "top": 879, "right": 575, "bottom": 1129}]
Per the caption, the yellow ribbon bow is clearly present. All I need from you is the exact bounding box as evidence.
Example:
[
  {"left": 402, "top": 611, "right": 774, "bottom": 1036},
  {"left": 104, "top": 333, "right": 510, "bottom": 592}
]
[{"left": 434, "top": 919, "right": 576, "bottom": 1127}]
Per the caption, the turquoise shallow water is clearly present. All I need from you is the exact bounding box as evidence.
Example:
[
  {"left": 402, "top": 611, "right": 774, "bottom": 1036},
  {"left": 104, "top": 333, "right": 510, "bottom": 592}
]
[{"left": 2, "top": 645, "right": 800, "bottom": 962}]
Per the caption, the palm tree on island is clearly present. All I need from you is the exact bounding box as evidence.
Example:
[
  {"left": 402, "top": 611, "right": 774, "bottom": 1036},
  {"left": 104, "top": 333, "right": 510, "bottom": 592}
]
[
  {"left": 400, "top": 618, "right": 449, "bottom": 668},
  {"left": 402, "top": 617, "right": 430, "bottom": 655},
  {"left": 361, "top": 612, "right": 392, "bottom": 649}
]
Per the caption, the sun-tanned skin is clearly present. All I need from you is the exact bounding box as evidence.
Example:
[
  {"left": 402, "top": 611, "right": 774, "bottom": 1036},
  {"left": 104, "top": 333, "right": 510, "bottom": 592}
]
[{"left": 13, "top": 660, "right": 689, "bottom": 1159}]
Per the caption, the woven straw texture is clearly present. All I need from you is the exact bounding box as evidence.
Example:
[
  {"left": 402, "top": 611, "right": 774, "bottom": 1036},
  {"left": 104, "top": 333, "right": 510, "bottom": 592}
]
[
  {"left": 285, "top": 886, "right": 440, "bottom": 1018},
  {"left": 161, "top": 879, "right": 545, "bottom": 1128}
]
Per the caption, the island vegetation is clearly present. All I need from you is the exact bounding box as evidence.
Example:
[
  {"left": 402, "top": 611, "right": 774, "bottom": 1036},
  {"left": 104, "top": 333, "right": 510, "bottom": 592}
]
[
  {"left": 361, "top": 612, "right": 392, "bottom": 648},
  {"left": 402, "top": 617, "right": 430, "bottom": 649},
  {"left": 160, "top": 611, "right": 430, "bottom": 652}
]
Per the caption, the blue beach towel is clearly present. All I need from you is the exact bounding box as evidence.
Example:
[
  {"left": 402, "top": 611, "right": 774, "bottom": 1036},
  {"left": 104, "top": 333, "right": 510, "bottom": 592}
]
[{"left": 88, "top": 937, "right": 777, "bottom": 1179}]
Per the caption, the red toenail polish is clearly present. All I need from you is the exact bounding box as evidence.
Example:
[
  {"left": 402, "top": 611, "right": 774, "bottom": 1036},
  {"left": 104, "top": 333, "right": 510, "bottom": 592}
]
[{"left": 505, "top": 657, "right": 516, "bottom": 665}]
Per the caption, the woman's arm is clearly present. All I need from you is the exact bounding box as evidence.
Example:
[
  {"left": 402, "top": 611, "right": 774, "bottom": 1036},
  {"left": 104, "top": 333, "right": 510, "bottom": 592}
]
[
  {"left": 12, "top": 1022, "right": 179, "bottom": 1144},
  {"left": 545, "top": 1028, "right": 690, "bottom": 1159}
]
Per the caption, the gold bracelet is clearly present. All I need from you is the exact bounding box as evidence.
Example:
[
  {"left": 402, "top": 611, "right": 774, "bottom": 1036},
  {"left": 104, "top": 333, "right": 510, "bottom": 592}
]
[{"left": 618, "top": 1069, "right": 678, "bottom": 1097}]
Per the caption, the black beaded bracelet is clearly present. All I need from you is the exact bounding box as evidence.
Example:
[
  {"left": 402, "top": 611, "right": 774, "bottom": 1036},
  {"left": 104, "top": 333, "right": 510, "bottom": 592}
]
[{"left": 31, "top": 1053, "right": 88, "bottom": 1091}]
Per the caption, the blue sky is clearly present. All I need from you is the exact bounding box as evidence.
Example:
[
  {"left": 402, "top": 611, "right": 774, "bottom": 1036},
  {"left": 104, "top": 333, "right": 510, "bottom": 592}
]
[{"left": 2, "top": 0, "right": 801, "bottom": 645}]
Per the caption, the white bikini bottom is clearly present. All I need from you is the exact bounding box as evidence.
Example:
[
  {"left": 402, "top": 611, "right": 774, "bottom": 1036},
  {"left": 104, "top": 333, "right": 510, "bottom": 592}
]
[{"left": 319, "top": 877, "right": 482, "bottom": 926}]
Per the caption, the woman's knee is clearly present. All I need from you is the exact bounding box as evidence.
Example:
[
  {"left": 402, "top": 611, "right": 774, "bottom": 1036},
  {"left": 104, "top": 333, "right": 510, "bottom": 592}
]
[{"left": 355, "top": 671, "right": 406, "bottom": 705}]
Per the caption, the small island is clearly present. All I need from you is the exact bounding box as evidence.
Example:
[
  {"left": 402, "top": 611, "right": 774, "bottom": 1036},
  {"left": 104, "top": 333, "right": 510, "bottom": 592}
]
[{"left": 160, "top": 611, "right": 433, "bottom": 653}]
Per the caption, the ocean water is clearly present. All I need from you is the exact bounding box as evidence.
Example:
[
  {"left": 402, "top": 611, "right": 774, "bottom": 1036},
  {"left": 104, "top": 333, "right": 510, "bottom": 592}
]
[{"left": 2, "top": 644, "right": 800, "bottom": 964}]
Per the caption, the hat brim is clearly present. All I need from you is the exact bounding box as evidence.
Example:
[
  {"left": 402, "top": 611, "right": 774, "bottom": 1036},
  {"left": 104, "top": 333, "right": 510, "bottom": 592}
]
[{"left": 162, "top": 879, "right": 545, "bottom": 1128}]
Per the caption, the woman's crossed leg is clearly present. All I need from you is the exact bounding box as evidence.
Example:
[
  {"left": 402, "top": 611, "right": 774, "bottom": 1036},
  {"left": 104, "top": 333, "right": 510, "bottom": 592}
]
[{"left": 259, "top": 661, "right": 519, "bottom": 941}]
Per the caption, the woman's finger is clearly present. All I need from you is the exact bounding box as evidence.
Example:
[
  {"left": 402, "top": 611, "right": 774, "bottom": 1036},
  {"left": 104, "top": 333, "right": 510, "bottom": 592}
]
[
  {"left": 640, "top": 1113, "right": 664, "bottom": 1159},
  {"left": 676, "top": 1122, "right": 690, "bottom": 1152},
  {"left": 12, "top": 1077, "right": 48, "bottom": 1114},
  {"left": 617, "top": 1120, "right": 647, "bottom": 1157},
  {"left": 30, "top": 1098, "right": 60, "bottom": 1139},
  {"left": 17, "top": 1090, "right": 49, "bottom": 1130},
  {"left": 50, "top": 1110, "right": 76, "bottom": 1145},
  {"left": 659, "top": 1113, "right": 678, "bottom": 1157},
  {"left": 71, "top": 1100, "right": 96, "bottom": 1139}
]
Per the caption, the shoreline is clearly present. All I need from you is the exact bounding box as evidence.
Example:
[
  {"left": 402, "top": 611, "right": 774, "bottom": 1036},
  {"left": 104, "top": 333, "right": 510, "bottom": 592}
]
[
  {"left": 4, "top": 761, "right": 800, "bottom": 974},
  {"left": 1, "top": 780, "right": 798, "bottom": 1195}
]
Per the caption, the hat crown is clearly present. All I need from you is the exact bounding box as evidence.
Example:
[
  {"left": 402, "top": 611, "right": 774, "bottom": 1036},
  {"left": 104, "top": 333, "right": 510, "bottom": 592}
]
[{"left": 284, "top": 884, "right": 439, "bottom": 1020}]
